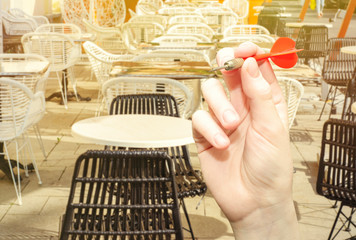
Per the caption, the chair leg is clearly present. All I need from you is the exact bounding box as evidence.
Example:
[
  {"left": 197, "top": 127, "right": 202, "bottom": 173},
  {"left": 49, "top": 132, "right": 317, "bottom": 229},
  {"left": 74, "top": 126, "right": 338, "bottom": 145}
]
[
  {"left": 180, "top": 199, "right": 195, "bottom": 240},
  {"left": 56, "top": 71, "right": 68, "bottom": 109},
  {"left": 328, "top": 203, "right": 356, "bottom": 240},
  {"left": 24, "top": 133, "right": 42, "bottom": 185},
  {"left": 328, "top": 203, "right": 344, "bottom": 240},
  {"left": 68, "top": 67, "right": 79, "bottom": 102},
  {"left": 3, "top": 141, "right": 22, "bottom": 205},
  {"left": 33, "top": 124, "right": 47, "bottom": 160},
  {"left": 318, "top": 85, "right": 334, "bottom": 121},
  {"left": 328, "top": 87, "right": 339, "bottom": 119}
]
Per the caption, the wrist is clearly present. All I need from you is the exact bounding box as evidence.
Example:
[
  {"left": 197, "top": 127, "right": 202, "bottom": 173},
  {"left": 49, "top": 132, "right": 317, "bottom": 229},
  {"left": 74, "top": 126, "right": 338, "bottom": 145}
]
[{"left": 230, "top": 198, "right": 299, "bottom": 240}]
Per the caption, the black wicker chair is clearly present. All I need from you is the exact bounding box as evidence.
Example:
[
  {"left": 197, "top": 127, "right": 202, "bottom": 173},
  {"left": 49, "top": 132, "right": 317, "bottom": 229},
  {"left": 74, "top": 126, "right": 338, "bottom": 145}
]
[
  {"left": 257, "top": 2, "right": 284, "bottom": 35},
  {"left": 295, "top": 25, "right": 328, "bottom": 77},
  {"left": 108, "top": 93, "right": 207, "bottom": 240},
  {"left": 60, "top": 150, "right": 183, "bottom": 240},
  {"left": 318, "top": 38, "right": 356, "bottom": 120},
  {"left": 316, "top": 118, "right": 356, "bottom": 240},
  {"left": 276, "top": 17, "right": 301, "bottom": 40},
  {"left": 342, "top": 74, "right": 356, "bottom": 121}
]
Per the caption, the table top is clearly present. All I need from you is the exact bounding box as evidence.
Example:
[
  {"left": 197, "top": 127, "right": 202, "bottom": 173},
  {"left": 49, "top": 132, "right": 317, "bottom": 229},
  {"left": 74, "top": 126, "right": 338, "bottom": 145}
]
[
  {"left": 285, "top": 22, "right": 333, "bottom": 28},
  {"left": 110, "top": 61, "right": 214, "bottom": 79},
  {"left": 72, "top": 114, "right": 194, "bottom": 148},
  {"left": 0, "top": 61, "right": 50, "bottom": 77},
  {"left": 340, "top": 46, "right": 356, "bottom": 55}
]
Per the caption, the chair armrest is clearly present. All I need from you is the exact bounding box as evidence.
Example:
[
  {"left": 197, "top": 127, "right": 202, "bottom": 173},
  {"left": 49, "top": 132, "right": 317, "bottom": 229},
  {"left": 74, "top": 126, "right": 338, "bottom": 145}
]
[
  {"left": 32, "top": 15, "right": 50, "bottom": 26},
  {"left": 2, "top": 16, "right": 37, "bottom": 35}
]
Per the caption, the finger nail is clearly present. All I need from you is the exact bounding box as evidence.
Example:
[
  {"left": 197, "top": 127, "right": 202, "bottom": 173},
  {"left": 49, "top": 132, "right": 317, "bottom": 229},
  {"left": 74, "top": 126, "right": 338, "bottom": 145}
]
[
  {"left": 218, "top": 47, "right": 234, "bottom": 66},
  {"left": 246, "top": 58, "right": 260, "bottom": 78},
  {"left": 214, "top": 133, "right": 229, "bottom": 147},
  {"left": 223, "top": 110, "right": 238, "bottom": 125}
]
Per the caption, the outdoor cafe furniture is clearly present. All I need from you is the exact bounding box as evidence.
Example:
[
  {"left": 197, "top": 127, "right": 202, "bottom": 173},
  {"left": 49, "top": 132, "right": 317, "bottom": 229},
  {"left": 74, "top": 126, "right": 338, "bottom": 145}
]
[
  {"left": 0, "top": 53, "right": 50, "bottom": 160},
  {"left": 318, "top": 38, "right": 356, "bottom": 120},
  {"left": 166, "top": 23, "right": 215, "bottom": 41},
  {"left": 196, "top": 7, "right": 239, "bottom": 34},
  {"left": 60, "top": 0, "right": 126, "bottom": 30},
  {"left": 121, "top": 22, "right": 165, "bottom": 54},
  {"left": 1, "top": 10, "right": 37, "bottom": 36},
  {"left": 109, "top": 59, "right": 214, "bottom": 115},
  {"left": 106, "top": 93, "right": 206, "bottom": 239},
  {"left": 0, "top": 78, "right": 43, "bottom": 205},
  {"left": 83, "top": 19, "right": 128, "bottom": 54},
  {"left": 339, "top": 45, "right": 356, "bottom": 121},
  {"left": 60, "top": 150, "right": 184, "bottom": 240},
  {"left": 72, "top": 114, "right": 194, "bottom": 148},
  {"left": 223, "top": 24, "right": 270, "bottom": 38},
  {"left": 316, "top": 115, "right": 356, "bottom": 240},
  {"left": 1, "top": 9, "right": 37, "bottom": 53},
  {"left": 277, "top": 77, "right": 304, "bottom": 129},
  {"left": 83, "top": 41, "right": 134, "bottom": 115},
  {"left": 256, "top": 2, "right": 286, "bottom": 35},
  {"left": 128, "top": 14, "right": 168, "bottom": 29},
  {"left": 102, "top": 77, "right": 193, "bottom": 118},
  {"left": 223, "top": 0, "right": 249, "bottom": 24},
  {"left": 8, "top": 8, "right": 49, "bottom": 26},
  {"left": 295, "top": 25, "right": 329, "bottom": 75},
  {"left": 21, "top": 32, "right": 80, "bottom": 109}
]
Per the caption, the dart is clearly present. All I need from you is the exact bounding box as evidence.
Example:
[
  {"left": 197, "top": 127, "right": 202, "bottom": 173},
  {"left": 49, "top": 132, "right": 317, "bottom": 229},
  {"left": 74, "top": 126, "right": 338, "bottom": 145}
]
[{"left": 211, "top": 37, "right": 303, "bottom": 72}]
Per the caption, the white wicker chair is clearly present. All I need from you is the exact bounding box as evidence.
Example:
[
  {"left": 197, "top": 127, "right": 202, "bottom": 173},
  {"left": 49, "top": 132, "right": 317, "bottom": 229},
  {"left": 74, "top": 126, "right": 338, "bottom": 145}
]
[
  {"left": 164, "top": 33, "right": 211, "bottom": 42},
  {"left": 122, "top": 22, "right": 165, "bottom": 53},
  {"left": 152, "top": 35, "right": 204, "bottom": 44},
  {"left": 198, "top": 10, "right": 239, "bottom": 34},
  {"left": 277, "top": 77, "right": 304, "bottom": 129},
  {"left": 167, "top": 23, "right": 214, "bottom": 40},
  {"left": 129, "top": 15, "right": 167, "bottom": 29},
  {"left": 164, "top": 0, "right": 190, "bottom": 4},
  {"left": 223, "top": 24, "right": 270, "bottom": 38},
  {"left": 94, "top": 0, "right": 126, "bottom": 27},
  {"left": 221, "top": 34, "right": 275, "bottom": 43},
  {"left": 168, "top": 15, "right": 208, "bottom": 26},
  {"left": 135, "top": 3, "right": 157, "bottom": 15},
  {"left": 158, "top": 7, "right": 197, "bottom": 15},
  {"left": 0, "top": 54, "right": 50, "bottom": 159},
  {"left": 60, "top": 0, "right": 89, "bottom": 32},
  {"left": 139, "top": 0, "right": 164, "bottom": 9},
  {"left": 8, "top": 8, "right": 49, "bottom": 26},
  {"left": 0, "top": 78, "right": 43, "bottom": 205},
  {"left": 102, "top": 77, "right": 194, "bottom": 118},
  {"left": 1, "top": 10, "right": 37, "bottom": 35},
  {"left": 83, "top": 19, "right": 128, "bottom": 54},
  {"left": 35, "top": 23, "right": 82, "bottom": 36},
  {"left": 223, "top": 0, "right": 249, "bottom": 24},
  {"left": 83, "top": 41, "right": 134, "bottom": 115},
  {"left": 168, "top": 2, "right": 197, "bottom": 7},
  {"left": 22, "top": 32, "right": 81, "bottom": 109}
]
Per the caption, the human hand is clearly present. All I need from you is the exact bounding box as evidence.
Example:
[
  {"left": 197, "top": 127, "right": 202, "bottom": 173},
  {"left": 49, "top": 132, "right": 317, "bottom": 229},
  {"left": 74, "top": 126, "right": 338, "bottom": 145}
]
[{"left": 192, "top": 42, "right": 298, "bottom": 239}]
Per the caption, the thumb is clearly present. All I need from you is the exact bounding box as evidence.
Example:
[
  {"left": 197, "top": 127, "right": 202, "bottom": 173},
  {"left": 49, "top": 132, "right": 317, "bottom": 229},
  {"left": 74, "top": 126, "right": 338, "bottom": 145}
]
[{"left": 241, "top": 58, "right": 285, "bottom": 137}]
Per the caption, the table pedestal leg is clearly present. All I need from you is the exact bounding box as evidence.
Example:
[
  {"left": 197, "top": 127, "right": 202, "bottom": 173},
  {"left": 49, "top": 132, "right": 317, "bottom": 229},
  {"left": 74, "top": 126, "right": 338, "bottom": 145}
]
[
  {"left": 0, "top": 142, "right": 34, "bottom": 181},
  {"left": 46, "top": 69, "right": 91, "bottom": 105}
]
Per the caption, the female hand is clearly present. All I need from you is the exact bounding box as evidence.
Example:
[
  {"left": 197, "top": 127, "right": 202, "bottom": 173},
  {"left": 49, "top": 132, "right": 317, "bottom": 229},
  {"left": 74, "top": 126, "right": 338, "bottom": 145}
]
[{"left": 192, "top": 42, "right": 299, "bottom": 239}]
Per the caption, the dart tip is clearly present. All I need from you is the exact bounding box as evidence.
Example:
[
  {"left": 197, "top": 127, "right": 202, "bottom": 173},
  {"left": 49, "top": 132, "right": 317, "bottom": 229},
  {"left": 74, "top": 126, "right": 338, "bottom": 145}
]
[{"left": 210, "top": 66, "right": 226, "bottom": 72}]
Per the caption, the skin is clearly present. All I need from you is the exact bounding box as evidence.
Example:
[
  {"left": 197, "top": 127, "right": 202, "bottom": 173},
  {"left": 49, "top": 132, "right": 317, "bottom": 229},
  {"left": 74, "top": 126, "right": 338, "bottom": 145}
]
[{"left": 192, "top": 42, "right": 299, "bottom": 239}]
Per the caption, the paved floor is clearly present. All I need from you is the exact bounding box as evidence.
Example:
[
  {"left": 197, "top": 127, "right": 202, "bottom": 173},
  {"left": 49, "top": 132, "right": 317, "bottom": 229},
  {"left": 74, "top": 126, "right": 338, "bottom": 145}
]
[{"left": 1, "top": 7, "right": 356, "bottom": 240}]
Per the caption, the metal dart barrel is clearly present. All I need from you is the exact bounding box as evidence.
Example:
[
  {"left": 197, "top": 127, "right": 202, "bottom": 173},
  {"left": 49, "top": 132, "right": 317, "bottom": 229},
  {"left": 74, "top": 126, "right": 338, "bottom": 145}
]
[{"left": 211, "top": 58, "right": 245, "bottom": 72}]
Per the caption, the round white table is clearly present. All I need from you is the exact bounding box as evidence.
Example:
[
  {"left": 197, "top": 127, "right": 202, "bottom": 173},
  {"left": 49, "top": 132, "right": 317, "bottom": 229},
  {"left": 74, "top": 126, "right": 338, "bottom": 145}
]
[
  {"left": 72, "top": 115, "right": 194, "bottom": 148},
  {"left": 340, "top": 46, "right": 356, "bottom": 55}
]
